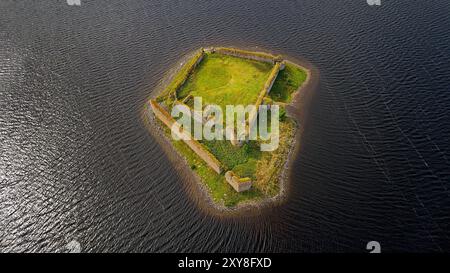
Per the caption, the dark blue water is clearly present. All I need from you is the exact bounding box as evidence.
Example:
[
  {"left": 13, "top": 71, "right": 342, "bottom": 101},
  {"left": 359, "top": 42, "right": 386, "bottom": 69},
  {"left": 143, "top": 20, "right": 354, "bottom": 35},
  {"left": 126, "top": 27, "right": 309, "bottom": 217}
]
[{"left": 1, "top": 0, "right": 449, "bottom": 252}]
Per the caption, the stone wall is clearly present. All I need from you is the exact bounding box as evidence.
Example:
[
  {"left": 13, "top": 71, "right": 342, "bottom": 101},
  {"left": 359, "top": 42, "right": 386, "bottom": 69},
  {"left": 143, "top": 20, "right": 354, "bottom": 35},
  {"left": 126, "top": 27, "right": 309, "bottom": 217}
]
[
  {"left": 168, "top": 47, "right": 285, "bottom": 147},
  {"left": 246, "top": 62, "right": 282, "bottom": 138},
  {"left": 151, "top": 100, "right": 252, "bottom": 193},
  {"left": 150, "top": 100, "right": 222, "bottom": 174},
  {"left": 225, "top": 171, "right": 252, "bottom": 192}
]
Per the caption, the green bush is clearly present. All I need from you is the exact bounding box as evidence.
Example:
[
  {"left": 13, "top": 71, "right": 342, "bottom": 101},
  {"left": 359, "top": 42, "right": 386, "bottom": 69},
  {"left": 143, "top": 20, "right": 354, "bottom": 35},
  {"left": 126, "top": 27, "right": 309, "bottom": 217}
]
[{"left": 269, "top": 63, "right": 307, "bottom": 103}]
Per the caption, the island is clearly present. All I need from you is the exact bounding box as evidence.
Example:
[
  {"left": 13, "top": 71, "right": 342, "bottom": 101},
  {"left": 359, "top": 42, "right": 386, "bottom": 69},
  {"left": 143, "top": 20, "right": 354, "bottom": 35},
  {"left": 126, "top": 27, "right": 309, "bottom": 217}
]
[{"left": 145, "top": 47, "right": 310, "bottom": 208}]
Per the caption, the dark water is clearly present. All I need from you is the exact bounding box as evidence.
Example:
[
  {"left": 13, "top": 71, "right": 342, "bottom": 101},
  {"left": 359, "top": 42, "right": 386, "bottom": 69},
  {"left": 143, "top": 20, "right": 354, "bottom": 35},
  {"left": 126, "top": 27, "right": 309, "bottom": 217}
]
[{"left": 1, "top": 0, "right": 450, "bottom": 252}]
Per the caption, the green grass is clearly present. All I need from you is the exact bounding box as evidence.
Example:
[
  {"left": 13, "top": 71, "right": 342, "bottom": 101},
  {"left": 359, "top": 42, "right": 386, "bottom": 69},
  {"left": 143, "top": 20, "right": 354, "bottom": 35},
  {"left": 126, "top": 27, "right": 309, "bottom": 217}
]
[
  {"left": 215, "top": 47, "right": 279, "bottom": 61},
  {"left": 177, "top": 53, "right": 273, "bottom": 110},
  {"left": 269, "top": 63, "right": 307, "bottom": 103}
]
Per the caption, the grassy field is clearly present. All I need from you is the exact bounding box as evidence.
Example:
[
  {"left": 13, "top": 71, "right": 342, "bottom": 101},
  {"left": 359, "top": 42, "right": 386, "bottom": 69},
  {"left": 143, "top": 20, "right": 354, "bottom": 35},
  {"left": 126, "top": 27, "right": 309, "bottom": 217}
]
[{"left": 177, "top": 53, "right": 273, "bottom": 110}]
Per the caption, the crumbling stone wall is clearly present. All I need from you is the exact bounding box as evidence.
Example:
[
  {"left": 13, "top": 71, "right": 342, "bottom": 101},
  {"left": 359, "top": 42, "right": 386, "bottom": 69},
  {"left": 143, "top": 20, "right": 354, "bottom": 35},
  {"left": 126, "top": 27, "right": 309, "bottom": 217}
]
[{"left": 150, "top": 100, "right": 222, "bottom": 174}]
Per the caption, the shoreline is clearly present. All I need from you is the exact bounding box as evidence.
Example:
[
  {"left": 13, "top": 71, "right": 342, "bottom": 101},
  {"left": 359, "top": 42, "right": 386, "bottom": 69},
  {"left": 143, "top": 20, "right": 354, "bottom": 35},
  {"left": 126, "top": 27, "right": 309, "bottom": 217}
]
[{"left": 141, "top": 47, "right": 319, "bottom": 217}]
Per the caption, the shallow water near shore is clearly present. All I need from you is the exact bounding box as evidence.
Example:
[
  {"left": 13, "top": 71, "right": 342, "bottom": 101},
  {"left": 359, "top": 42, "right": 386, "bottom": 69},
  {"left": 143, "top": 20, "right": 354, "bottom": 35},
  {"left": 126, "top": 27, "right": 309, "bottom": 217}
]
[{"left": 1, "top": 0, "right": 450, "bottom": 252}]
